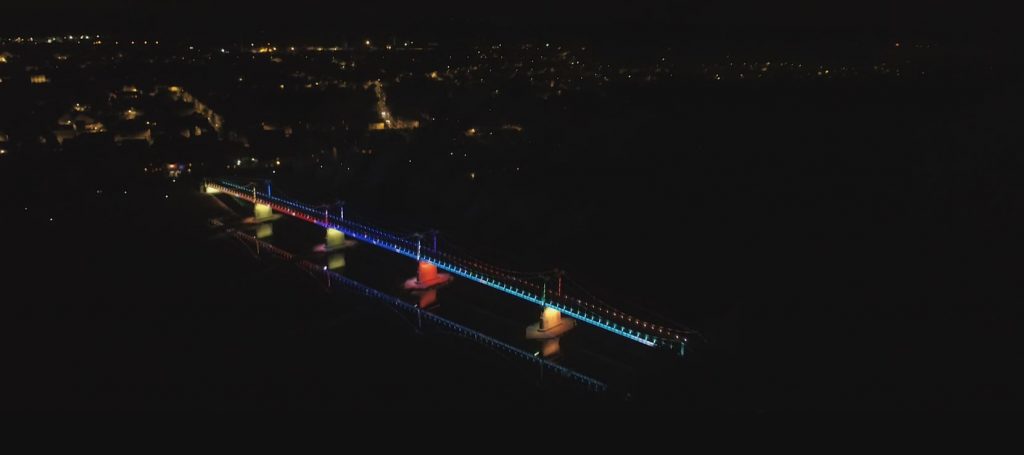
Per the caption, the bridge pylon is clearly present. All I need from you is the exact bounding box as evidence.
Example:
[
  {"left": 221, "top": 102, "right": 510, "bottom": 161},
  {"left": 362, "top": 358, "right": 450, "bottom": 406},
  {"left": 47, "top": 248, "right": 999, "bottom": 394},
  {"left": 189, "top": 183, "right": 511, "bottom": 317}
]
[
  {"left": 320, "top": 202, "right": 354, "bottom": 252},
  {"left": 403, "top": 233, "right": 453, "bottom": 290},
  {"left": 525, "top": 271, "right": 575, "bottom": 345},
  {"left": 325, "top": 228, "right": 352, "bottom": 251},
  {"left": 253, "top": 203, "right": 276, "bottom": 222},
  {"left": 404, "top": 261, "right": 453, "bottom": 290},
  {"left": 245, "top": 183, "right": 281, "bottom": 223}
]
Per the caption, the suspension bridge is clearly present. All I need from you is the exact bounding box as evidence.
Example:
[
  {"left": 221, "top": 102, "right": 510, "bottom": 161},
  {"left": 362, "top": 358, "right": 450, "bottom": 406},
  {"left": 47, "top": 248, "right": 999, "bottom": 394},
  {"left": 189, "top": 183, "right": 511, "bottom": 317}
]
[{"left": 205, "top": 179, "right": 689, "bottom": 355}]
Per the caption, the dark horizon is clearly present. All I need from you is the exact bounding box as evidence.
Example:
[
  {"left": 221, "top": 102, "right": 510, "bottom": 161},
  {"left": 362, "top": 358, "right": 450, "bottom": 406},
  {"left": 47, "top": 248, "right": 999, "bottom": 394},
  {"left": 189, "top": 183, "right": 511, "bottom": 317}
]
[{"left": 6, "top": 1, "right": 1011, "bottom": 38}]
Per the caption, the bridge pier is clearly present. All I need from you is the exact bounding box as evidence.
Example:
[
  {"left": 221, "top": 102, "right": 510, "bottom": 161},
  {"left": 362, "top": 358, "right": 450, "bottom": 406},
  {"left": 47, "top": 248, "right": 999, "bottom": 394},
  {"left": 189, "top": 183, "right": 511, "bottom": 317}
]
[
  {"left": 325, "top": 228, "right": 347, "bottom": 251},
  {"left": 540, "top": 307, "right": 562, "bottom": 331},
  {"left": 253, "top": 203, "right": 275, "bottom": 222},
  {"left": 249, "top": 203, "right": 281, "bottom": 232},
  {"left": 325, "top": 227, "right": 360, "bottom": 251},
  {"left": 526, "top": 307, "right": 575, "bottom": 340},
  {"left": 403, "top": 261, "right": 452, "bottom": 290}
]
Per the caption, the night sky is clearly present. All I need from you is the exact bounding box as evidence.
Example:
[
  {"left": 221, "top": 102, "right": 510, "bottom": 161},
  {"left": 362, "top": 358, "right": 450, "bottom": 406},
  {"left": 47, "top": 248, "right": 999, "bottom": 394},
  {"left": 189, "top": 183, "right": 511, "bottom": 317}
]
[{"left": 6, "top": 1, "right": 1008, "bottom": 34}]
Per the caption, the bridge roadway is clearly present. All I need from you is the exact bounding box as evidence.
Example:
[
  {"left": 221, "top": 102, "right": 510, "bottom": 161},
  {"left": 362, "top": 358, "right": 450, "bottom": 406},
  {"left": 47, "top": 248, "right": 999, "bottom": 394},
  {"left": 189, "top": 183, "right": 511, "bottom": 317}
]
[{"left": 208, "top": 179, "right": 687, "bottom": 355}]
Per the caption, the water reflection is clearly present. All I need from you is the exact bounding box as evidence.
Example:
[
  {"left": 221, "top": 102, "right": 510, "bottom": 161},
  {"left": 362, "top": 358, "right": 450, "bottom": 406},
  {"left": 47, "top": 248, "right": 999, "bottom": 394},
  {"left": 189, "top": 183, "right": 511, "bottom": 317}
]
[
  {"left": 256, "top": 222, "right": 273, "bottom": 239},
  {"left": 223, "top": 227, "right": 607, "bottom": 391},
  {"left": 327, "top": 252, "right": 346, "bottom": 270},
  {"left": 411, "top": 288, "right": 438, "bottom": 308},
  {"left": 540, "top": 337, "right": 562, "bottom": 358}
]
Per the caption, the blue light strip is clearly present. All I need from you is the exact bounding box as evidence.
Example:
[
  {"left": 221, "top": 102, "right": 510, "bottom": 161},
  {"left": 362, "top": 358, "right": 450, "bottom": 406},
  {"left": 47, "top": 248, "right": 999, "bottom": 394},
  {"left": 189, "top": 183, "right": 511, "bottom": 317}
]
[{"left": 211, "top": 180, "right": 678, "bottom": 350}]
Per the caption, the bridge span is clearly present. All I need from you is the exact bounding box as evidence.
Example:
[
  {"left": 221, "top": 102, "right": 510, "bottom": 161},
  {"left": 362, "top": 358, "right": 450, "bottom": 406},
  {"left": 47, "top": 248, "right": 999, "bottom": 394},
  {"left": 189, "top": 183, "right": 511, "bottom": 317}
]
[{"left": 205, "top": 179, "right": 689, "bottom": 355}]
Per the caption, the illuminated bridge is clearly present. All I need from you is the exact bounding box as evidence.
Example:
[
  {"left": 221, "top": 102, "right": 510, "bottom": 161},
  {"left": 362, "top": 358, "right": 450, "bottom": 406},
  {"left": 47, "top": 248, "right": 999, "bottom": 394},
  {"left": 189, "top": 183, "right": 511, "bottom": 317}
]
[{"left": 206, "top": 179, "right": 689, "bottom": 355}]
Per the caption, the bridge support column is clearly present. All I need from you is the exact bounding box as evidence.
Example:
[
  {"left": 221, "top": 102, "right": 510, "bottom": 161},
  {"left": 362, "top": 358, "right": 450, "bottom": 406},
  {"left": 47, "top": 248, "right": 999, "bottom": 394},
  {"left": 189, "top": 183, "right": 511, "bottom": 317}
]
[
  {"left": 526, "top": 307, "right": 575, "bottom": 340},
  {"left": 325, "top": 228, "right": 347, "bottom": 251},
  {"left": 403, "top": 261, "right": 452, "bottom": 290},
  {"left": 253, "top": 203, "right": 275, "bottom": 222},
  {"left": 418, "top": 262, "right": 438, "bottom": 284},
  {"left": 317, "top": 228, "right": 354, "bottom": 253},
  {"left": 540, "top": 307, "right": 562, "bottom": 331}
]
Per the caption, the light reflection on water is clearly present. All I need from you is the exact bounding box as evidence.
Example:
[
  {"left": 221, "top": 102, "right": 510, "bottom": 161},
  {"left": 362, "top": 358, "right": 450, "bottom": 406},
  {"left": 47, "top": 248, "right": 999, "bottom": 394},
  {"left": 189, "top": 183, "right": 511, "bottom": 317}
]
[{"left": 211, "top": 199, "right": 655, "bottom": 390}]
